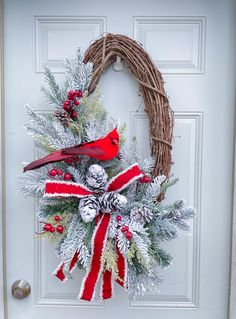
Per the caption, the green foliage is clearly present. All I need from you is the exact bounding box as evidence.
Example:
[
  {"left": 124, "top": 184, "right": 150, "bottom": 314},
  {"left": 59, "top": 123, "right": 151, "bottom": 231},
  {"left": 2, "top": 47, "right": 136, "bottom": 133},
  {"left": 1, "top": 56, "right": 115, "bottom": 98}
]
[
  {"left": 151, "top": 246, "right": 172, "bottom": 268},
  {"left": 38, "top": 198, "right": 78, "bottom": 219},
  {"left": 83, "top": 219, "right": 96, "bottom": 247},
  {"left": 65, "top": 48, "right": 93, "bottom": 92},
  {"left": 41, "top": 67, "right": 66, "bottom": 108},
  {"left": 102, "top": 240, "right": 119, "bottom": 279},
  {"left": 160, "top": 176, "right": 179, "bottom": 194},
  {"left": 128, "top": 241, "right": 148, "bottom": 268}
]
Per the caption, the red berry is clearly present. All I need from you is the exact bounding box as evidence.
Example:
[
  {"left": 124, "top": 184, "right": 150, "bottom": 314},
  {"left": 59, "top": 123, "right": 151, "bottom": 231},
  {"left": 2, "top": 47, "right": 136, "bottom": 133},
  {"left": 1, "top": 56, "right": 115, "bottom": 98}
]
[
  {"left": 63, "top": 101, "right": 71, "bottom": 112},
  {"left": 121, "top": 227, "right": 126, "bottom": 233},
  {"left": 125, "top": 231, "right": 133, "bottom": 240},
  {"left": 67, "top": 90, "right": 76, "bottom": 100},
  {"left": 64, "top": 158, "right": 73, "bottom": 164},
  {"left": 54, "top": 215, "right": 61, "bottom": 222},
  {"left": 73, "top": 157, "right": 80, "bottom": 164},
  {"left": 43, "top": 223, "right": 52, "bottom": 232},
  {"left": 49, "top": 168, "right": 57, "bottom": 177},
  {"left": 57, "top": 169, "right": 63, "bottom": 176},
  {"left": 121, "top": 225, "right": 129, "bottom": 233},
  {"left": 56, "top": 225, "right": 64, "bottom": 233},
  {"left": 139, "top": 175, "right": 152, "bottom": 183},
  {"left": 71, "top": 111, "right": 78, "bottom": 119},
  {"left": 75, "top": 90, "right": 83, "bottom": 98},
  {"left": 49, "top": 226, "right": 55, "bottom": 233},
  {"left": 64, "top": 172, "right": 71, "bottom": 181},
  {"left": 74, "top": 99, "right": 80, "bottom": 106},
  {"left": 63, "top": 100, "right": 70, "bottom": 106},
  {"left": 116, "top": 215, "right": 122, "bottom": 222}
]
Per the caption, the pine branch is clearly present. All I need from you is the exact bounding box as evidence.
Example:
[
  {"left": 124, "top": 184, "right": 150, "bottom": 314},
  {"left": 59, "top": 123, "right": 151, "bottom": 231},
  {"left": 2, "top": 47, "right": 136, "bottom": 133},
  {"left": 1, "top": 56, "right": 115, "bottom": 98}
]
[
  {"left": 160, "top": 176, "right": 179, "bottom": 194},
  {"left": 24, "top": 105, "right": 79, "bottom": 152},
  {"left": 41, "top": 67, "right": 65, "bottom": 108},
  {"left": 139, "top": 156, "right": 155, "bottom": 174},
  {"left": 57, "top": 214, "right": 89, "bottom": 273},
  {"left": 128, "top": 263, "right": 162, "bottom": 300},
  {"left": 65, "top": 48, "right": 93, "bottom": 92},
  {"left": 18, "top": 165, "right": 51, "bottom": 197},
  {"left": 155, "top": 248, "right": 172, "bottom": 268},
  {"left": 141, "top": 175, "right": 166, "bottom": 203}
]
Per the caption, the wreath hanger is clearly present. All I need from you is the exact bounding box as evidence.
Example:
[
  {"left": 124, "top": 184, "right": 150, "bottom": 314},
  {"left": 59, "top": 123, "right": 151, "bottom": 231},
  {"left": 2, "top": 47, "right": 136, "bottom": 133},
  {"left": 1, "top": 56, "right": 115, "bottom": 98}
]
[{"left": 83, "top": 33, "right": 174, "bottom": 177}]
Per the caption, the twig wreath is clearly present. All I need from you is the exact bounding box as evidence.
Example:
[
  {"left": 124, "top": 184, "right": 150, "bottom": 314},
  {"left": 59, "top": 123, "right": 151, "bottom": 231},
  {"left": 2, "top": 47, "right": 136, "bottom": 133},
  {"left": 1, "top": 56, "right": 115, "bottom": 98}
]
[
  {"left": 20, "top": 34, "right": 195, "bottom": 301},
  {"left": 84, "top": 33, "right": 174, "bottom": 177}
]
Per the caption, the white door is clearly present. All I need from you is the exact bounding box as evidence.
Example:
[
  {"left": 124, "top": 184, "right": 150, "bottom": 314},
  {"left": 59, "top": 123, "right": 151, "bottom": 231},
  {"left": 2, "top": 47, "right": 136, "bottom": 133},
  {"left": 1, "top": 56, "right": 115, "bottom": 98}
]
[{"left": 4, "top": 0, "right": 236, "bottom": 318}]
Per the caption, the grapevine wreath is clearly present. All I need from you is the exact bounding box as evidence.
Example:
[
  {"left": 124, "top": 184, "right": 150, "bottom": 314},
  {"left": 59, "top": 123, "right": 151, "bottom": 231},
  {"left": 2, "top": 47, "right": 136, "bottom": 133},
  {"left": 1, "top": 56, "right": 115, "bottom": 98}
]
[{"left": 20, "top": 34, "right": 196, "bottom": 301}]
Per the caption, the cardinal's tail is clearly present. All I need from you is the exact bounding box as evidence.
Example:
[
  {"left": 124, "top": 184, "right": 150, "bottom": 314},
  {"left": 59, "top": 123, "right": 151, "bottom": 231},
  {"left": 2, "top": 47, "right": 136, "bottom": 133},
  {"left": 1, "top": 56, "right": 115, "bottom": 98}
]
[
  {"left": 61, "top": 146, "right": 81, "bottom": 155},
  {"left": 23, "top": 150, "right": 69, "bottom": 172}
]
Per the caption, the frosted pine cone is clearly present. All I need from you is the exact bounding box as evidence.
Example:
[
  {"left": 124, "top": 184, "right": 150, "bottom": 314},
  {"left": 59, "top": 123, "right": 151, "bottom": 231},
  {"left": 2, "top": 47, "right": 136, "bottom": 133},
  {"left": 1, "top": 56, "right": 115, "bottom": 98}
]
[
  {"left": 79, "top": 196, "right": 100, "bottom": 223},
  {"left": 86, "top": 164, "right": 108, "bottom": 191},
  {"left": 99, "top": 192, "right": 127, "bottom": 212},
  {"left": 54, "top": 110, "right": 70, "bottom": 126},
  {"left": 130, "top": 206, "right": 153, "bottom": 224}
]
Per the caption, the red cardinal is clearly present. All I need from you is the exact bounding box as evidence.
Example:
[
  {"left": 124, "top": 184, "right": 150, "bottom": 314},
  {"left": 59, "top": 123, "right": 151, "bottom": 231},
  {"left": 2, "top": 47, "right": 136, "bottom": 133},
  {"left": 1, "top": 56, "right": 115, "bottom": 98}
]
[{"left": 23, "top": 128, "right": 119, "bottom": 172}]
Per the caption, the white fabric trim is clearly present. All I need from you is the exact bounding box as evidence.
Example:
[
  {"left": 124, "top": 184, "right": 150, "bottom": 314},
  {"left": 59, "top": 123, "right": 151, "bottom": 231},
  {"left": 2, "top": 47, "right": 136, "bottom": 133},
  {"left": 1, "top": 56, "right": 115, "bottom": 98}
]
[
  {"left": 111, "top": 273, "right": 115, "bottom": 299},
  {"left": 124, "top": 255, "right": 128, "bottom": 290},
  {"left": 44, "top": 192, "right": 89, "bottom": 198}
]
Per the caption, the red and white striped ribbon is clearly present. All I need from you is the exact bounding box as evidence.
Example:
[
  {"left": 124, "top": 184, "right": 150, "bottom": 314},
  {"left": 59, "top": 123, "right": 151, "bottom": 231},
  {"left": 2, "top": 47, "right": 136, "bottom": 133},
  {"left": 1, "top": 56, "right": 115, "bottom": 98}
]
[{"left": 49, "top": 163, "right": 141, "bottom": 300}]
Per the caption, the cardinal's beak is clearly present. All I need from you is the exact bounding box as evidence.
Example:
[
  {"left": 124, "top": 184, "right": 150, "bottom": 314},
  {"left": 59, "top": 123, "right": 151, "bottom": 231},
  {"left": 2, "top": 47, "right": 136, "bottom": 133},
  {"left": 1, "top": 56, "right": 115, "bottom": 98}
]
[{"left": 112, "top": 139, "right": 119, "bottom": 145}]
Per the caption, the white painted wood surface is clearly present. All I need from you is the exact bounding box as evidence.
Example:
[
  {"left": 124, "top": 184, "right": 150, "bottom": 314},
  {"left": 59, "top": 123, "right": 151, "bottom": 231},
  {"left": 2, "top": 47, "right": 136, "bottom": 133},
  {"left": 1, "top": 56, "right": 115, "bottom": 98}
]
[
  {"left": 0, "top": 0, "right": 6, "bottom": 318},
  {"left": 229, "top": 128, "right": 236, "bottom": 319},
  {"left": 2, "top": 0, "right": 236, "bottom": 318}
]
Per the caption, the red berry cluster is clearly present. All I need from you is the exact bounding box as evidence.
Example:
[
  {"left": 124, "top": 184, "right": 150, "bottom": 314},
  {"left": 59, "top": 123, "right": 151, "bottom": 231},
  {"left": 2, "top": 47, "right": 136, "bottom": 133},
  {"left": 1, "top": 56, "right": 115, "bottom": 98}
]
[
  {"left": 43, "top": 215, "right": 64, "bottom": 234},
  {"left": 116, "top": 215, "right": 133, "bottom": 240},
  {"left": 64, "top": 157, "right": 80, "bottom": 165},
  {"left": 139, "top": 172, "right": 152, "bottom": 183},
  {"left": 63, "top": 90, "right": 83, "bottom": 120},
  {"left": 49, "top": 168, "right": 71, "bottom": 181}
]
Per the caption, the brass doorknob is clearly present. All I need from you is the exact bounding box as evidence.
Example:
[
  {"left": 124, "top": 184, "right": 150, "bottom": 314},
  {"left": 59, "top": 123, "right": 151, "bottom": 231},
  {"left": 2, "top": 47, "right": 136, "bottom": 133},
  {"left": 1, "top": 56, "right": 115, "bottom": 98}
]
[{"left": 11, "top": 280, "right": 31, "bottom": 300}]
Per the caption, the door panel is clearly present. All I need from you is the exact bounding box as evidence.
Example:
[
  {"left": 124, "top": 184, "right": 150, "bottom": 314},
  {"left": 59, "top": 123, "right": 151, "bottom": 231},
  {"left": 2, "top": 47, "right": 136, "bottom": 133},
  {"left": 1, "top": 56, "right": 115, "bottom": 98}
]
[{"left": 4, "top": 0, "right": 236, "bottom": 318}]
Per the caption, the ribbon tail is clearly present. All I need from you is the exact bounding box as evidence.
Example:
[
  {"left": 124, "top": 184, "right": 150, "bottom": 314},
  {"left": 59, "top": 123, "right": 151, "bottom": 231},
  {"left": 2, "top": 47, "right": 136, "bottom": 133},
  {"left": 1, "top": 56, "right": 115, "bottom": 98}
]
[
  {"left": 79, "top": 213, "right": 111, "bottom": 301},
  {"left": 100, "top": 245, "right": 126, "bottom": 300},
  {"left": 53, "top": 250, "right": 80, "bottom": 282},
  {"left": 115, "top": 245, "right": 127, "bottom": 289},
  {"left": 53, "top": 261, "right": 66, "bottom": 282},
  {"left": 101, "top": 269, "right": 113, "bottom": 300}
]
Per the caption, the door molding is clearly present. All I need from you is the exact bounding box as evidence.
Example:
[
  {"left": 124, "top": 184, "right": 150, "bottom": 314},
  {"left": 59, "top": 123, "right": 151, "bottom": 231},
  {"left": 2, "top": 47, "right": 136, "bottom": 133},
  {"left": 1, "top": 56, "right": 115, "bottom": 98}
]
[
  {"left": 229, "top": 115, "right": 236, "bottom": 319},
  {"left": 0, "top": 0, "right": 6, "bottom": 318}
]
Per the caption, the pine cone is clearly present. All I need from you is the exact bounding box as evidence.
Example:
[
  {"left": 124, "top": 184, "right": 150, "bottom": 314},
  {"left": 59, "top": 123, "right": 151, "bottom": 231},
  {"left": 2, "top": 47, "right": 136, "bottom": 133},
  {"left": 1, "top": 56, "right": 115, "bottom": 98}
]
[
  {"left": 99, "top": 192, "right": 127, "bottom": 212},
  {"left": 54, "top": 110, "right": 71, "bottom": 126},
  {"left": 86, "top": 164, "right": 108, "bottom": 191},
  {"left": 79, "top": 196, "right": 100, "bottom": 223},
  {"left": 130, "top": 206, "right": 153, "bottom": 224}
]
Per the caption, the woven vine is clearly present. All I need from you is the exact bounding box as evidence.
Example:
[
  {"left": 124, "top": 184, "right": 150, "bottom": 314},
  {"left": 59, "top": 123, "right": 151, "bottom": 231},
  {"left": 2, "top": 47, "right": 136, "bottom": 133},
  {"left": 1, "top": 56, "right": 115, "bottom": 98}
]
[{"left": 83, "top": 33, "right": 174, "bottom": 177}]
